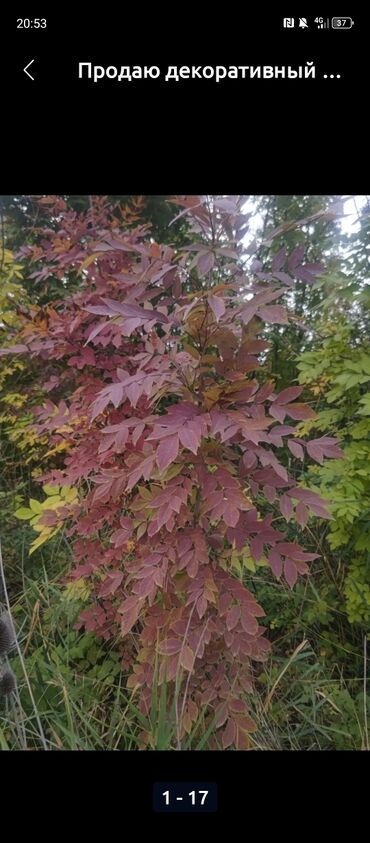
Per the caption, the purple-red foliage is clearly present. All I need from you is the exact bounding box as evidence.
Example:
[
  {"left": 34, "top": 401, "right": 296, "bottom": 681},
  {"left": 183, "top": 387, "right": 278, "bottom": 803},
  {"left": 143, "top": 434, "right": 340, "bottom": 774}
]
[{"left": 7, "top": 195, "right": 343, "bottom": 748}]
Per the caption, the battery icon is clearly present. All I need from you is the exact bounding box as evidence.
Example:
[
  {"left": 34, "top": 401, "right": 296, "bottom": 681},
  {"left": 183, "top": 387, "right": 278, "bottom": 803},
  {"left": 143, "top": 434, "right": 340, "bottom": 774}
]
[{"left": 331, "top": 17, "right": 354, "bottom": 28}]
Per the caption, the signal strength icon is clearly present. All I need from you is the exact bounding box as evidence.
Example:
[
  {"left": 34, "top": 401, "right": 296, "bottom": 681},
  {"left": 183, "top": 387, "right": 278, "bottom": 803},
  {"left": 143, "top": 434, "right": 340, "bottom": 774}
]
[{"left": 316, "top": 17, "right": 330, "bottom": 28}]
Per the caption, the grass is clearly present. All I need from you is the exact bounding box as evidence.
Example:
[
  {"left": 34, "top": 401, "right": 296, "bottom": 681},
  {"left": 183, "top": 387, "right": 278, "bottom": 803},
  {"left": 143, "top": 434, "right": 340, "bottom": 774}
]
[
  {"left": 0, "top": 516, "right": 368, "bottom": 751},
  {"left": 1, "top": 564, "right": 368, "bottom": 751},
  {"left": 0, "top": 543, "right": 221, "bottom": 750}
]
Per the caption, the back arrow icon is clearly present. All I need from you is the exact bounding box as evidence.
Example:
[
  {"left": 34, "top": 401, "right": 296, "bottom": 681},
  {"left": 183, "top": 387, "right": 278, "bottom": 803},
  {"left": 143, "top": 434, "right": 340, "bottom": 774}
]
[{"left": 23, "top": 59, "right": 35, "bottom": 80}]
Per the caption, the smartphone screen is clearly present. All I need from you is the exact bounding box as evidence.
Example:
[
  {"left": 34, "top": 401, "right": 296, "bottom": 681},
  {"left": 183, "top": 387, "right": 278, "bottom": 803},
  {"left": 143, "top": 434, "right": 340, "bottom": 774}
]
[{"left": 0, "top": 6, "right": 367, "bottom": 827}]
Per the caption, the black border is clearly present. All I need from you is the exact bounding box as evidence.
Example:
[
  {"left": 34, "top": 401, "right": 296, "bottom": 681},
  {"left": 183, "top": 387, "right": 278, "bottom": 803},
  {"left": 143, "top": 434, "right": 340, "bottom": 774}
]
[
  {"left": 2, "top": 749, "right": 369, "bottom": 819},
  {"left": 3, "top": 8, "right": 367, "bottom": 189}
]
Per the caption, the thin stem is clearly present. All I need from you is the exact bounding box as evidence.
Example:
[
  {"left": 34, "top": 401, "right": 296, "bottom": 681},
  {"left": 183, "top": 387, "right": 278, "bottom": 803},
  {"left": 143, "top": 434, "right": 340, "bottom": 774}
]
[
  {"left": 364, "top": 635, "right": 369, "bottom": 751},
  {"left": 0, "top": 197, "right": 5, "bottom": 274},
  {"left": 175, "top": 602, "right": 196, "bottom": 750},
  {"left": 178, "top": 617, "right": 210, "bottom": 746}
]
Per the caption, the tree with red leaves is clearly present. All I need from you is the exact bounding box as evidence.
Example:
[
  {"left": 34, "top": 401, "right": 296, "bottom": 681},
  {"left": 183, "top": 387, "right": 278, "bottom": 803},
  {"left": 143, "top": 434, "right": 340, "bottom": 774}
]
[{"left": 3, "top": 195, "right": 343, "bottom": 748}]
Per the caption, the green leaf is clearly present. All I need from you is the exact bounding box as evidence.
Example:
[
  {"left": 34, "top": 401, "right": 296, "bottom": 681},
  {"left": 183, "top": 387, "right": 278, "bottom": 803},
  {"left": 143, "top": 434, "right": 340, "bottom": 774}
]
[
  {"left": 326, "top": 386, "right": 345, "bottom": 403},
  {"left": 60, "top": 486, "right": 78, "bottom": 502},
  {"left": 137, "top": 485, "right": 152, "bottom": 500},
  {"left": 163, "top": 463, "right": 183, "bottom": 481},
  {"left": 359, "top": 356, "right": 370, "bottom": 376},
  {"left": 244, "top": 555, "right": 256, "bottom": 572},
  {"left": 42, "top": 495, "right": 63, "bottom": 509},
  {"left": 29, "top": 533, "right": 51, "bottom": 554},
  {"left": 29, "top": 526, "right": 60, "bottom": 555},
  {"left": 29, "top": 498, "right": 43, "bottom": 513},
  {"left": 31, "top": 520, "right": 46, "bottom": 531},
  {"left": 358, "top": 394, "right": 370, "bottom": 415},
  {"left": 14, "top": 507, "right": 34, "bottom": 520},
  {"left": 42, "top": 484, "right": 60, "bottom": 496},
  {"left": 136, "top": 522, "right": 147, "bottom": 540}
]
